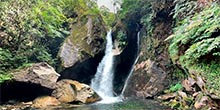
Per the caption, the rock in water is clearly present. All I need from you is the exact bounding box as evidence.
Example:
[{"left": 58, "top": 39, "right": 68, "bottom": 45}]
[
  {"left": 52, "top": 79, "right": 101, "bottom": 104},
  {"left": 12, "top": 62, "right": 60, "bottom": 89},
  {"left": 32, "top": 96, "right": 60, "bottom": 108}
]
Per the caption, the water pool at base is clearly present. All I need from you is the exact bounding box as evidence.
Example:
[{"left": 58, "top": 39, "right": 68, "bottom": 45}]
[{"left": 50, "top": 98, "right": 170, "bottom": 110}]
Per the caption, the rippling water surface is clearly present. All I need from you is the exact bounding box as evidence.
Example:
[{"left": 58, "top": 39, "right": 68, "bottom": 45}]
[{"left": 50, "top": 98, "right": 169, "bottom": 110}]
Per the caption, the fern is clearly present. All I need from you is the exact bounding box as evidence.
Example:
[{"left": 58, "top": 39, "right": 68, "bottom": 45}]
[{"left": 169, "top": 3, "right": 220, "bottom": 97}]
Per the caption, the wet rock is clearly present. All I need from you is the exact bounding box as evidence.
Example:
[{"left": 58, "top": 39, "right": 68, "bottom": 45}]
[
  {"left": 12, "top": 62, "right": 60, "bottom": 89},
  {"left": 59, "top": 15, "right": 107, "bottom": 68},
  {"left": 52, "top": 79, "right": 101, "bottom": 104},
  {"left": 32, "top": 96, "right": 60, "bottom": 108},
  {"left": 113, "top": 28, "right": 140, "bottom": 94},
  {"left": 123, "top": 59, "right": 168, "bottom": 98}
]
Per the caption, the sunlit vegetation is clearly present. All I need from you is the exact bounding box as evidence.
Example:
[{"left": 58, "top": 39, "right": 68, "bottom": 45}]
[
  {"left": 166, "top": 3, "right": 220, "bottom": 109},
  {"left": 169, "top": 3, "right": 220, "bottom": 86},
  {"left": 0, "top": 0, "right": 113, "bottom": 83}
]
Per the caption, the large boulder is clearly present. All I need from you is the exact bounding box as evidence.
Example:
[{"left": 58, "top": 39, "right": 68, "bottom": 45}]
[
  {"left": 59, "top": 15, "right": 107, "bottom": 68},
  {"left": 52, "top": 79, "right": 101, "bottom": 104},
  {"left": 1, "top": 63, "right": 60, "bottom": 103},
  {"left": 123, "top": 60, "right": 168, "bottom": 98},
  {"left": 12, "top": 62, "right": 60, "bottom": 89}
]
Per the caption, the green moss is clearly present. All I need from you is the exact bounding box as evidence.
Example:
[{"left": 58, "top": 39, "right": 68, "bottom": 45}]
[
  {"left": 68, "top": 14, "right": 106, "bottom": 57},
  {"left": 100, "top": 7, "right": 116, "bottom": 27}
]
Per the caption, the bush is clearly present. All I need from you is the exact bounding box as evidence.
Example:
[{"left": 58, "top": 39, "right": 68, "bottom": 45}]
[
  {"left": 168, "top": 3, "right": 220, "bottom": 95},
  {"left": 0, "top": 0, "right": 72, "bottom": 82},
  {"left": 0, "top": 0, "right": 111, "bottom": 83},
  {"left": 169, "top": 3, "right": 220, "bottom": 63}
]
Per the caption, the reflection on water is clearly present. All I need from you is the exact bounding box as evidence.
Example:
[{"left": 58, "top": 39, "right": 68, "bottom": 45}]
[{"left": 50, "top": 98, "right": 169, "bottom": 110}]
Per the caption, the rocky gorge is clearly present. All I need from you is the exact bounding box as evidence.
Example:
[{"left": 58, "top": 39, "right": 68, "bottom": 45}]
[{"left": 1, "top": 0, "right": 220, "bottom": 109}]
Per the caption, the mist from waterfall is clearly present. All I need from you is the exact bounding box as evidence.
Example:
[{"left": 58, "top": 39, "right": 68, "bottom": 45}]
[{"left": 91, "top": 30, "right": 121, "bottom": 104}]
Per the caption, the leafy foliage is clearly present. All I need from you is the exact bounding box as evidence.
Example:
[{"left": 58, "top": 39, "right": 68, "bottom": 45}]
[
  {"left": 116, "top": 30, "right": 127, "bottom": 48},
  {"left": 0, "top": 73, "right": 12, "bottom": 84},
  {"left": 0, "top": 0, "right": 111, "bottom": 83},
  {"left": 100, "top": 6, "right": 116, "bottom": 27},
  {"left": 169, "top": 3, "right": 220, "bottom": 63},
  {"left": 168, "top": 3, "right": 220, "bottom": 97},
  {"left": 172, "top": 0, "right": 198, "bottom": 20}
]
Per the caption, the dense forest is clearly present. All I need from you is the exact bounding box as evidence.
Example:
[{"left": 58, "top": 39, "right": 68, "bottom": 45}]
[{"left": 0, "top": 0, "right": 220, "bottom": 109}]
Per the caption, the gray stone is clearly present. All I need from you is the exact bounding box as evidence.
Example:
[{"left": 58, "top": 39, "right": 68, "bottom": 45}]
[{"left": 12, "top": 62, "right": 60, "bottom": 89}]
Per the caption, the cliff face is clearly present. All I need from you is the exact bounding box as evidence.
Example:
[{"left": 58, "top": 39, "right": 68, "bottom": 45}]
[
  {"left": 118, "top": 0, "right": 220, "bottom": 109},
  {"left": 114, "top": 0, "right": 175, "bottom": 97}
]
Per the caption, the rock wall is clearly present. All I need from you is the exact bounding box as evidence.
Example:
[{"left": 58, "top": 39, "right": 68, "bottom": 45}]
[{"left": 121, "top": 1, "right": 175, "bottom": 98}]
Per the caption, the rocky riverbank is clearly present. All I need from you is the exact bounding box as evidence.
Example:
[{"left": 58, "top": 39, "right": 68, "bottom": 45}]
[{"left": 0, "top": 63, "right": 101, "bottom": 109}]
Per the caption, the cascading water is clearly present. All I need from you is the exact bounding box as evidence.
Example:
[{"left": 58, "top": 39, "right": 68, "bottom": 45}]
[
  {"left": 121, "top": 32, "right": 140, "bottom": 96},
  {"left": 91, "top": 30, "right": 140, "bottom": 103},
  {"left": 91, "top": 30, "right": 121, "bottom": 103}
]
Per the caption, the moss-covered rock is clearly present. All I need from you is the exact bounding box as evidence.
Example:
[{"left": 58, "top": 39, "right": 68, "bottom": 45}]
[{"left": 59, "top": 14, "right": 107, "bottom": 68}]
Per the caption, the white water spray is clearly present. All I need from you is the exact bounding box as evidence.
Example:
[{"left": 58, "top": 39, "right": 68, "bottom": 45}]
[
  {"left": 121, "top": 32, "right": 140, "bottom": 96},
  {"left": 91, "top": 30, "right": 121, "bottom": 104}
]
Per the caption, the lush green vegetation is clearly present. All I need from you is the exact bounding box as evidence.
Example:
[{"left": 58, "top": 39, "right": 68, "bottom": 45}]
[
  {"left": 1, "top": 1, "right": 219, "bottom": 109},
  {"left": 100, "top": 6, "right": 116, "bottom": 28},
  {"left": 0, "top": 0, "right": 73, "bottom": 82},
  {"left": 0, "top": 0, "right": 114, "bottom": 83},
  {"left": 168, "top": 3, "right": 220, "bottom": 93}
]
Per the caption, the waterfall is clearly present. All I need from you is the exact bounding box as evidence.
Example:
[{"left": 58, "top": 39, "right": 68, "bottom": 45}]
[
  {"left": 121, "top": 32, "right": 140, "bottom": 96},
  {"left": 91, "top": 30, "right": 121, "bottom": 103}
]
